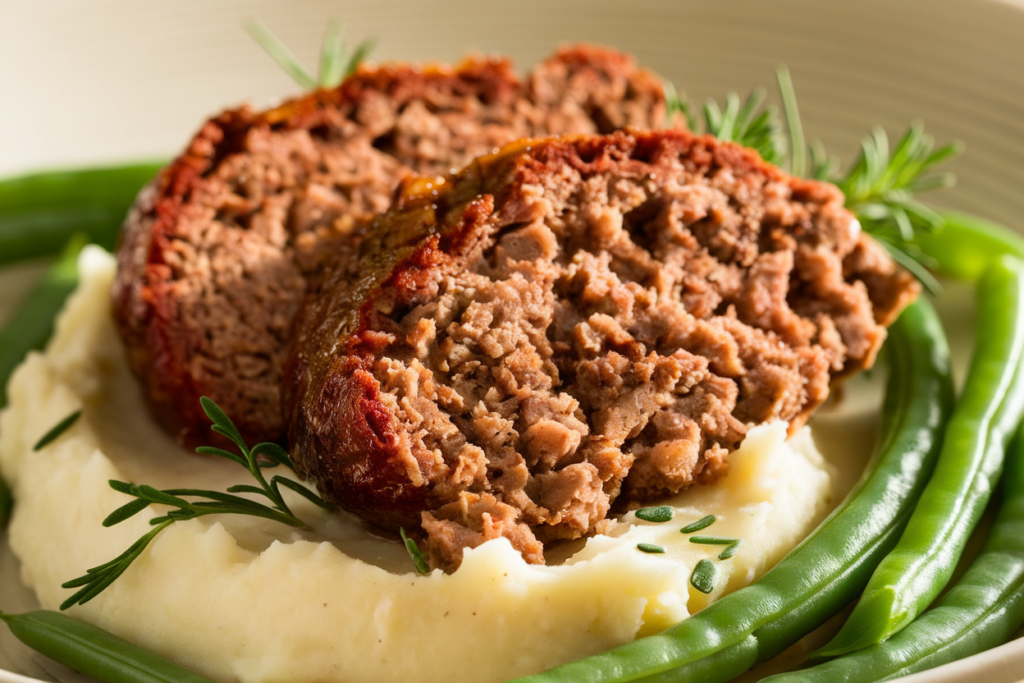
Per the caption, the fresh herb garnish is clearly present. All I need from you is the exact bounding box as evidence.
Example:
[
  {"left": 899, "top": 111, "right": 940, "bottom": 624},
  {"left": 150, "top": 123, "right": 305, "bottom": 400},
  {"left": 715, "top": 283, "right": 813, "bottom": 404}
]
[
  {"left": 637, "top": 543, "right": 667, "bottom": 554},
  {"left": 718, "top": 541, "right": 742, "bottom": 560},
  {"left": 33, "top": 410, "right": 82, "bottom": 451},
  {"left": 833, "top": 123, "right": 960, "bottom": 295},
  {"left": 690, "top": 559, "right": 717, "bottom": 594},
  {"left": 665, "top": 80, "right": 784, "bottom": 165},
  {"left": 679, "top": 515, "right": 717, "bottom": 534},
  {"left": 635, "top": 506, "right": 674, "bottom": 523},
  {"left": 401, "top": 528, "right": 430, "bottom": 575},
  {"left": 244, "top": 18, "right": 374, "bottom": 90},
  {"left": 59, "top": 397, "right": 330, "bottom": 610},
  {"left": 689, "top": 535, "right": 741, "bottom": 546}
]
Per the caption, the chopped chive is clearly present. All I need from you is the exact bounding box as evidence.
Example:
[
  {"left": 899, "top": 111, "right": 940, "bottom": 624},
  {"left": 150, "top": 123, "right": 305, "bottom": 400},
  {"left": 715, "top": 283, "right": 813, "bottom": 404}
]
[
  {"left": 689, "top": 535, "right": 741, "bottom": 546},
  {"left": 635, "top": 506, "right": 674, "bottom": 523},
  {"left": 400, "top": 528, "right": 430, "bottom": 575},
  {"left": 637, "top": 543, "right": 666, "bottom": 554},
  {"left": 679, "top": 514, "right": 716, "bottom": 534},
  {"left": 718, "top": 541, "right": 742, "bottom": 560},
  {"left": 690, "top": 559, "right": 716, "bottom": 594},
  {"left": 33, "top": 410, "right": 82, "bottom": 451}
]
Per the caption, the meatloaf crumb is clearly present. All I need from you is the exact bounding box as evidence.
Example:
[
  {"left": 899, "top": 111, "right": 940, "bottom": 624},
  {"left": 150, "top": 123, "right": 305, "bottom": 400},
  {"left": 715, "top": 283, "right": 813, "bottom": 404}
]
[
  {"left": 282, "top": 130, "right": 920, "bottom": 572},
  {"left": 112, "top": 45, "right": 670, "bottom": 446}
]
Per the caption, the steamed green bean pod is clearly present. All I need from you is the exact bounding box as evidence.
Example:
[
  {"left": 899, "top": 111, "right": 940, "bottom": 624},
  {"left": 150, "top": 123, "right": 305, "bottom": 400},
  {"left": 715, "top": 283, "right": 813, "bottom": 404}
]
[
  {"left": 766, "top": 423, "right": 1024, "bottom": 682},
  {"left": 819, "top": 255, "right": 1024, "bottom": 657},
  {"left": 0, "top": 163, "right": 162, "bottom": 267},
  {"left": 516, "top": 299, "right": 953, "bottom": 682},
  {"left": 0, "top": 611, "right": 215, "bottom": 683}
]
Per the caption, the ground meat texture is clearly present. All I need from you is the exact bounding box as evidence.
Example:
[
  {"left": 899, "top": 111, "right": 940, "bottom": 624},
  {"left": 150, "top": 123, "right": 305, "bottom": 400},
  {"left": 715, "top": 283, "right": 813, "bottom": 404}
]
[
  {"left": 282, "top": 130, "right": 920, "bottom": 572},
  {"left": 112, "top": 46, "right": 669, "bottom": 446}
]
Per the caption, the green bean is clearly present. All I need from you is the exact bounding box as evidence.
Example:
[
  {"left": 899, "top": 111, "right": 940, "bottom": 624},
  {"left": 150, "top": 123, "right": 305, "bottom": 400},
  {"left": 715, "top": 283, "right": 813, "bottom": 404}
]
[
  {"left": 0, "top": 163, "right": 163, "bottom": 267},
  {"left": 912, "top": 209, "right": 1024, "bottom": 282},
  {"left": 0, "top": 236, "right": 84, "bottom": 409},
  {"left": 514, "top": 299, "right": 953, "bottom": 682},
  {"left": 0, "top": 610, "right": 215, "bottom": 683},
  {"left": 817, "top": 254, "right": 1024, "bottom": 657},
  {"left": 764, "top": 422, "right": 1024, "bottom": 682}
]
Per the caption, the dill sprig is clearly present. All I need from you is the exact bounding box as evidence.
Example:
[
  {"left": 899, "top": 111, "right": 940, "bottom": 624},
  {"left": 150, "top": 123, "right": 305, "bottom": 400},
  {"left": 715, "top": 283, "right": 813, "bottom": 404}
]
[
  {"left": 59, "top": 397, "right": 329, "bottom": 610},
  {"left": 244, "top": 18, "right": 374, "bottom": 90}
]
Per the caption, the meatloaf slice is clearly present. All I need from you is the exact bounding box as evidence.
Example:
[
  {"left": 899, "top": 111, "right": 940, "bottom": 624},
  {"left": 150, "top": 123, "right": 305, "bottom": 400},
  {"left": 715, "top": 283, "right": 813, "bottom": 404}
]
[
  {"left": 112, "top": 45, "right": 669, "bottom": 447},
  {"left": 282, "top": 130, "right": 919, "bottom": 572}
]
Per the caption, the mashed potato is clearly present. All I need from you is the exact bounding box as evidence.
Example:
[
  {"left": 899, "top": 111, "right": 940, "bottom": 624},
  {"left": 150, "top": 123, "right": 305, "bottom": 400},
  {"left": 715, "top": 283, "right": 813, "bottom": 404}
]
[{"left": 0, "top": 248, "right": 837, "bottom": 683}]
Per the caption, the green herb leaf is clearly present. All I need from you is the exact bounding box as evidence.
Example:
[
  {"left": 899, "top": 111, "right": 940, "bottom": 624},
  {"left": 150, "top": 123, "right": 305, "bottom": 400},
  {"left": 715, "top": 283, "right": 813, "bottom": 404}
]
[
  {"left": 679, "top": 515, "right": 717, "bottom": 534},
  {"left": 101, "top": 499, "right": 151, "bottom": 527},
  {"left": 689, "top": 535, "right": 741, "bottom": 546},
  {"left": 344, "top": 39, "right": 376, "bottom": 78},
  {"left": 635, "top": 506, "right": 674, "bottom": 523},
  {"left": 251, "top": 442, "right": 292, "bottom": 468},
  {"left": 32, "top": 410, "right": 81, "bottom": 451},
  {"left": 318, "top": 19, "right": 347, "bottom": 88},
  {"left": 663, "top": 80, "right": 783, "bottom": 165},
  {"left": 195, "top": 445, "right": 247, "bottom": 467},
  {"left": 401, "top": 528, "right": 430, "bottom": 575},
  {"left": 244, "top": 18, "right": 317, "bottom": 90},
  {"left": 274, "top": 476, "right": 332, "bottom": 510},
  {"left": 690, "top": 559, "right": 717, "bottom": 594},
  {"left": 776, "top": 66, "right": 806, "bottom": 178},
  {"left": 718, "top": 541, "right": 742, "bottom": 560},
  {"left": 637, "top": 543, "right": 667, "bottom": 554},
  {"left": 663, "top": 79, "right": 697, "bottom": 132}
]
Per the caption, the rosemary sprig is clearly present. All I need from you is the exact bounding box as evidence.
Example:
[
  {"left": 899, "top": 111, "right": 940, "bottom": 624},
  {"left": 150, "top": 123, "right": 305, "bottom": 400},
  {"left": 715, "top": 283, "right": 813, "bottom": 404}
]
[
  {"left": 664, "top": 80, "right": 784, "bottom": 165},
  {"left": 671, "top": 67, "right": 961, "bottom": 292},
  {"left": 59, "top": 397, "right": 330, "bottom": 610},
  {"left": 244, "top": 18, "right": 374, "bottom": 90}
]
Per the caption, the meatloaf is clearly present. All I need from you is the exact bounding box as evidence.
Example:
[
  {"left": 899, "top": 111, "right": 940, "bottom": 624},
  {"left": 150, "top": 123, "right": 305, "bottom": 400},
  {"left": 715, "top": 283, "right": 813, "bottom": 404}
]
[
  {"left": 112, "top": 46, "right": 669, "bottom": 446},
  {"left": 282, "top": 130, "right": 919, "bottom": 572}
]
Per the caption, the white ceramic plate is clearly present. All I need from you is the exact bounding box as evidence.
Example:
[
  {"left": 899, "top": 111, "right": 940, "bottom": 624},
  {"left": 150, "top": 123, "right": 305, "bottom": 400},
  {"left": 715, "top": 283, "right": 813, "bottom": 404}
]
[{"left": 2, "top": 1, "right": 1024, "bottom": 681}]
